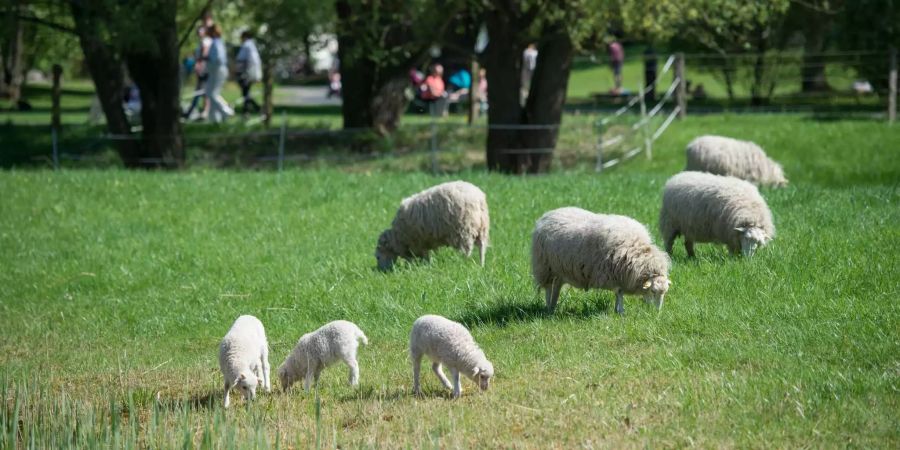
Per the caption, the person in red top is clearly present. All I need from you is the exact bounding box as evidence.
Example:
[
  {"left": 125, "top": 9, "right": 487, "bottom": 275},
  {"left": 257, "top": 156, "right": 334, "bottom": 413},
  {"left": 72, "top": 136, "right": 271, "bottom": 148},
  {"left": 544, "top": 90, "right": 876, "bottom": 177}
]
[
  {"left": 607, "top": 38, "right": 625, "bottom": 94},
  {"left": 421, "top": 64, "right": 446, "bottom": 100}
]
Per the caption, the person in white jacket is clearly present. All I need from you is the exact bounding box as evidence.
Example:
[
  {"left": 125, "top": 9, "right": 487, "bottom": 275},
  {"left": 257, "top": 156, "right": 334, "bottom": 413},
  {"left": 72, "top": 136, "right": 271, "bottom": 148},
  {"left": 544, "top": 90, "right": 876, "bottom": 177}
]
[
  {"left": 236, "top": 31, "right": 263, "bottom": 115},
  {"left": 204, "top": 24, "right": 234, "bottom": 123}
]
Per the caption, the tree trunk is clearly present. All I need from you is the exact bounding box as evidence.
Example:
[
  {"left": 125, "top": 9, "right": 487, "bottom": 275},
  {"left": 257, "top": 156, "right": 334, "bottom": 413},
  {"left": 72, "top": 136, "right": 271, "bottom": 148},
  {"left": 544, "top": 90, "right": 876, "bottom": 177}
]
[
  {"left": 335, "top": 0, "right": 410, "bottom": 136},
  {"left": 1, "top": 0, "right": 25, "bottom": 104},
  {"left": 801, "top": 18, "right": 830, "bottom": 92},
  {"left": 262, "top": 57, "right": 274, "bottom": 128},
  {"left": 302, "top": 33, "right": 315, "bottom": 76},
  {"left": 123, "top": 0, "right": 183, "bottom": 168},
  {"left": 483, "top": 7, "right": 525, "bottom": 172},
  {"left": 520, "top": 27, "right": 573, "bottom": 174},
  {"left": 70, "top": 1, "right": 139, "bottom": 165}
]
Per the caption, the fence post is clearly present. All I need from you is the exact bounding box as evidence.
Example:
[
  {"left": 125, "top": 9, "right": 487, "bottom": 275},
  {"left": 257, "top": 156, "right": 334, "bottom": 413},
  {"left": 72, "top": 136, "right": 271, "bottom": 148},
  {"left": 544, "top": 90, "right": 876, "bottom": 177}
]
[
  {"left": 468, "top": 59, "right": 479, "bottom": 125},
  {"left": 638, "top": 84, "right": 652, "bottom": 159},
  {"left": 675, "top": 53, "right": 687, "bottom": 119},
  {"left": 51, "top": 64, "right": 62, "bottom": 170},
  {"left": 889, "top": 48, "right": 897, "bottom": 125},
  {"left": 277, "top": 111, "right": 286, "bottom": 172},
  {"left": 595, "top": 120, "right": 604, "bottom": 173},
  {"left": 429, "top": 102, "right": 438, "bottom": 173}
]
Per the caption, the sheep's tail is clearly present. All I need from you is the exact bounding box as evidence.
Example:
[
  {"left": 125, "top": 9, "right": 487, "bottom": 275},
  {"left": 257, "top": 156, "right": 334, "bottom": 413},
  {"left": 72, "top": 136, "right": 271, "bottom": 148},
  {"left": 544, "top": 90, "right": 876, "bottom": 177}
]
[{"left": 357, "top": 330, "right": 369, "bottom": 346}]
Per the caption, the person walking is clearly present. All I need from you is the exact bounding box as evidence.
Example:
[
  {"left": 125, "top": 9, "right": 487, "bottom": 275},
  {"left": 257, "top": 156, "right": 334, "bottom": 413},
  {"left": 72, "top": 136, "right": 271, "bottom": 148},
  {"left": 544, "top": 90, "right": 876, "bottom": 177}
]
[
  {"left": 235, "top": 30, "right": 262, "bottom": 116},
  {"left": 607, "top": 37, "right": 625, "bottom": 94},
  {"left": 205, "top": 24, "right": 234, "bottom": 123},
  {"left": 183, "top": 26, "right": 212, "bottom": 120}
]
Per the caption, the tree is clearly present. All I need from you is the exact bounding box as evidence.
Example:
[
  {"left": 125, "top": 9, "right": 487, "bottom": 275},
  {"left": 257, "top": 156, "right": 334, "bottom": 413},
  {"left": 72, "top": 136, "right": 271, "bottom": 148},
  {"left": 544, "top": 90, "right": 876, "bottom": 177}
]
[
  {"left": 70, "top": 0, "right": 183, "bottom": 168},
  {"left": 481, "top": 0, "right": 609, "bottom": 173},
  {"left": 1, "top": 0, "right": 25, "bottom": 105},
  {"left": 836, "top": 0, "right": 898, "bottom": 92}
]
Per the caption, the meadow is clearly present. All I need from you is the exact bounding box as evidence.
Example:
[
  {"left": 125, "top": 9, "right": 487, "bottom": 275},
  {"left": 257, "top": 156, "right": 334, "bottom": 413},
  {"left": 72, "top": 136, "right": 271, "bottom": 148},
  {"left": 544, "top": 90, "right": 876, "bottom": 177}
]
[{"left": 1, "top": 114, "right": 898, "bottom": 448}]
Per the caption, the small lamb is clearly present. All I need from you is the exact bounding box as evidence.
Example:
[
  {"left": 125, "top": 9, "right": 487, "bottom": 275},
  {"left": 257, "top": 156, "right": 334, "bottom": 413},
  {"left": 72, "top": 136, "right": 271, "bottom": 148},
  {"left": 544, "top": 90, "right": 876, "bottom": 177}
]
[
  {"left": 278, "top": 320, "right": 368, "bottom": 392},
  {"left": 409, "top": 314, "right": 494, "bottom": 399},
  {"left": 685, "top": 135, "right": 788, "bottom": 187},
  {"left": 218, "top": 315, "right": 271, "bottom": 408},
  {"left": 660, "top": 171, "right": 775, "bottom": 257},
  {"left": 376, "top": 180, "right": 490, "bottom": 270},
  {"left": 532, "top": 207, "right": 672, "bottom": 315}
]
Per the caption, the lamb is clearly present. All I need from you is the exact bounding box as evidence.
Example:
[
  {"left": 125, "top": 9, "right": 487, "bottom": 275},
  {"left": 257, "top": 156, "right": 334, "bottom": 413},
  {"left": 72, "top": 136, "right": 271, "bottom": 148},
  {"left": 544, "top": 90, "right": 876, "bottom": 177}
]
[
  {"left": 659, "top": 171, "right": 775, "bottom": 258},
  {"left": 685, "top": 135, "right": 788, "bottom": 187},
  {"left": 218, "top": 315, "right": 271, "bottom": 408},
  {"left": 278, "top": 320, "right": 368, "bottom": 392},
  {"left": 409, "top": 315, "right": 494, "bottom": 399},
  {"left": 375, "top": 180, "right": 490, "bottom": 271},
  {"left": 531, "top": 207, "right": 671, "bottom": 315}
]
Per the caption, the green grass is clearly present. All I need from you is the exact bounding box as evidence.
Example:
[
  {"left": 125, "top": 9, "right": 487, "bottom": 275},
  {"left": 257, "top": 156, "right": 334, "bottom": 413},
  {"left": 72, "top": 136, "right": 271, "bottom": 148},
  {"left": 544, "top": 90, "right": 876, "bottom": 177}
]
[{"left": 1, "top": 115, "right": 899, "bottom": 448}]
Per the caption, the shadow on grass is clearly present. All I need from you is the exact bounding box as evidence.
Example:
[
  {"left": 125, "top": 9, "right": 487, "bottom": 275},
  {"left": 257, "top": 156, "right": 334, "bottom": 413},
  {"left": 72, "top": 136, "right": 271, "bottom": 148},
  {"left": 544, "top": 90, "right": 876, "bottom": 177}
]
[
  {"left": 455, "top": 295, "right": 613, "bottom": 329},
  {"left": 156, "top": 390, "right": 220, "bottom": 411},
  {"left": 336, "top": 385, "right": 409, "bottom": 403}
]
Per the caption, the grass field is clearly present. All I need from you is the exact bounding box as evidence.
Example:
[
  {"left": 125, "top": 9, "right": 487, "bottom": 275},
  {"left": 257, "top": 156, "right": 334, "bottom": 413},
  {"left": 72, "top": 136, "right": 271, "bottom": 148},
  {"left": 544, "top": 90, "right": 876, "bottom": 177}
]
[{"left": 1, "top": 115, "right": 898, "bottom": 448}]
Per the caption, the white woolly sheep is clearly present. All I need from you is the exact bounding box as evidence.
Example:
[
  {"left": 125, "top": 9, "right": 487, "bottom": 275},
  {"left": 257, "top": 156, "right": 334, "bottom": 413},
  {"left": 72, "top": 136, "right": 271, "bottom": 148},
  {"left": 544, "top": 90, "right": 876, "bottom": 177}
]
[
  {"left": 376, "top": 180, "right": 490, "bottom": 270},
  {"left": 278, "top": 320, "right": 368, "bottom": 392},
  {"left": 409, "top": 314, "right": 494, "bottom": 399},
  {"left": 685, "top": 135, "right": 788, "bottom": 187},
  {"left": 532, "top": 207, "right": 672, "bottom": 315},
  {"left": 218, "top": 315, "right": 271, "bottom": 408},
  {"left": 660, "top": 171, "right": 775, "bottom": 258}
]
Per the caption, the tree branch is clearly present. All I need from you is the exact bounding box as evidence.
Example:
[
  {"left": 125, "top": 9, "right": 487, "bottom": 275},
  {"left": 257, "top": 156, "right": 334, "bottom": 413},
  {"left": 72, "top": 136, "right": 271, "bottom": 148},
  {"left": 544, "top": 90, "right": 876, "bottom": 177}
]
[
  {"left": 177, "top": 0, "right": 214, "bottom": 49},
  {"left": 14, "top": 13, "right": 76, "bottom": 34}
]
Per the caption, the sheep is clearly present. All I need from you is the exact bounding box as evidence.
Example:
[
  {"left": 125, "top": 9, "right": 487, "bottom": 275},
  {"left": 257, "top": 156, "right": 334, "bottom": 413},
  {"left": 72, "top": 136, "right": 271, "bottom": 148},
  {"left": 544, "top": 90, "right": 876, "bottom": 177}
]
[
  {"left": 659, "top": 171, "right": 775, "bottom": 258},
  {"left": 375, "top": 180, "right": 489, "bottom": 271},
  {"left": 218, "top": 315, "right": 271, "bottom": 408},
  {"left": 685, "top": 135, "right": 788, "bottom": 187},
  {"left": 409, "top": 315, "right": 494, "bottom": 399},
  {"left": 531, "top": 207, "right": 672, "bottom": 315},
  {"left": 278, "top": 320, "right": 368, "bottom": 392}
]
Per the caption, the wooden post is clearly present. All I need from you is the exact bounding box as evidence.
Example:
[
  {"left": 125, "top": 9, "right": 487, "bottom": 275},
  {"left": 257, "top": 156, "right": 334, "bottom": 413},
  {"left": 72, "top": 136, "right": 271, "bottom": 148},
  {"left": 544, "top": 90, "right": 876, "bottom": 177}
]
[
  {"left": 430, "top": 102, "right": 438, "bottom": 173},
  {"left": 675, "top": 53, "right": 687, "bottom": 119},
  {"left": 468, "top": 59, "right": 480, "bottom": 125},
  {"left": 277, "top": 111, "right": 286, "bottom": 172},
  {"left": 889, "top": 48, "right": 897, "bottom": 125},
  {"left": 51, "top": 64, "right": 63, "bottom": 169},
  {"left": 595, "top": 121, "right": 604, "bottom": 173}
]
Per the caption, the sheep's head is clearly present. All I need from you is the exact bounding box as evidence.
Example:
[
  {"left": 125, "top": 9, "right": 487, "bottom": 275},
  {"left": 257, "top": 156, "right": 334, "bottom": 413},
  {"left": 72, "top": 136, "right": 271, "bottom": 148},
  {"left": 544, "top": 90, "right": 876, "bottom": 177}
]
[
  {"left": 472, "top": 361, "right": 494, "bottom": 391},
  {"left": 736, "top": 226, "right": 771, "bottom": 257},
  {"left": 770, "top": 162, "right": 789, "bottom": 187},
  {"left": 236, "top": 372, "right": 259, "bottom": 401},
  {"left": 641, "top": 275, "right": 671, "bottom": 310},
  {"left": 277, "top": 365, "right": 293, "bottom": 392},
  {"left": 375, "top": 229, "right": 399, "bottom": 271}
]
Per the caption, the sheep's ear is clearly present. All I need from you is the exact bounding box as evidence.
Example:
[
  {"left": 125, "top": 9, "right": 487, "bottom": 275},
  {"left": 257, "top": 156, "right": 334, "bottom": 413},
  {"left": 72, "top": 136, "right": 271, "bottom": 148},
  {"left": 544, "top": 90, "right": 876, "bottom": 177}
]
[
  {"left": 642, "top": 280, "right": 652, "bottom": 290},
  {"left": 239, "top": 374, "right": 246, "bottom": 381},
  {"left": 735, "top": 227, "right": 747, "bottom": 233},
  {"left": 472, "top": 367, "right": 481, "bottom": 377}
]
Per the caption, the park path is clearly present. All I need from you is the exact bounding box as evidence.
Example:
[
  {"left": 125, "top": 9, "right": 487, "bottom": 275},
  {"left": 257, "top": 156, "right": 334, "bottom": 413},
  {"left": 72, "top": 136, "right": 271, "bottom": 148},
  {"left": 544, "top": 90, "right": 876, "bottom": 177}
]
[{"left": 276, "top": 85, "right": 341, "bottom": 107}]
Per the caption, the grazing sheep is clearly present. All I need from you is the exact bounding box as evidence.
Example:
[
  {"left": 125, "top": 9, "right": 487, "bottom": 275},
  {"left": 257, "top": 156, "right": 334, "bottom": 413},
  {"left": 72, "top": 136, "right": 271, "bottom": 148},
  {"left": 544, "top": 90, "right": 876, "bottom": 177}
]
[
  {"left": 218, "top": 315, "right": 271, "bottom": 408},
  {"left": 660, "top": 171, "right": 775, "bottom": 258},
  {"left": 375, "top": 180, "right": 490, "bottom": 270},
  {"left": 685, "top": 135, "right": 788, "bottom": 187},
  {"left": 532, "top": 207, "right": 671, "bottom": 315},
  {"left": 409, "top": 315, "right": 494, "bottom": 399},
  {"left": 278, "top": 320, "right": 368, "bottom": 392}
]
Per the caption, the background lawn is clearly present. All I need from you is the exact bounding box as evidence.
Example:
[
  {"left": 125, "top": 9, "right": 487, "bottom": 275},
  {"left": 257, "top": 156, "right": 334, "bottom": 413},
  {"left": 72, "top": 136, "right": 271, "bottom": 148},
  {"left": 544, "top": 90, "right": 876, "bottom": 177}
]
[{"left": 0, "top": 115, "right": 898, "bottom": 448}]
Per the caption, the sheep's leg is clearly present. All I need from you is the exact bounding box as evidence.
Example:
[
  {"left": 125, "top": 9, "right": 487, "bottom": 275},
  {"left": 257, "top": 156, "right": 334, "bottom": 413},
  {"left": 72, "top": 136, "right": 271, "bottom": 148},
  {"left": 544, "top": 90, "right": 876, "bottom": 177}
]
[
  {"left": 223, "top": 380, "right": 231, "bottom": 408},
  {"left": 261, "top": 348, "right": 271, "bottom": 393},
  {"left": 450, "top": 368, "right": 462, "bottom": 399},
  {"left": 477, "top": 237, "right": 487, "bottom": 267},
  {"left": 615, "top": 289, "right": 625, "bottom": 315},
  {"left": 411, "top": 352, "right": 423, "bottom": 396},
  {"left": 546, "top": 278, "right": 562, "bottom": 313},
  {"left": 432, "top": 362, "right": 453, "bottom": 390},
  {"left": 303, "top": 366, "right": 315, "bottom": 392},
  {"left": 347, "top": 358, "right": 360, "bottom": 386},
  {"left": 685, "top": 240, "right": 695, "bottom": 258},
  {"left": 664, "top": 230, "right": 677, "bottom": 255}
]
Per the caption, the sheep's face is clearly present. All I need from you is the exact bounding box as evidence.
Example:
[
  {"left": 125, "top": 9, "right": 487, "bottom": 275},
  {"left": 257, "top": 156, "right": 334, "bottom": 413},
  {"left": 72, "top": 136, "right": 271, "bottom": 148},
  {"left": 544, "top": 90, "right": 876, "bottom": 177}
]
[
  {"left": 236, "top": 372, "right": 258, "bottom": 400},
  {"left": 473, "top": 362, "right": 494, "bottom": 391},
  {"left": 736, "top": 226, "right": 770, "bottom": 257},
  {"left": 375, "top": 230, "right": 398, "bottom": 271},
  {"left": 771, "top": 163, "right": 789, "bottom": 187},
  {"left": 278, "top": 366, "right": 293, "bottom": 392},
  {"left": 641, "top": 276, "right": 671, "bottom": 310}
]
